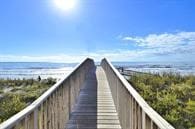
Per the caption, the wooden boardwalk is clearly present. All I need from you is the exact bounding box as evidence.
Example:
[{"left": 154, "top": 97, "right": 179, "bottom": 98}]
[
  {"left": 0, "top": 58, "right": 174, "bottom": 129},
  {"left": 65, "top": 66, "right": 122, "bottom": 129}
]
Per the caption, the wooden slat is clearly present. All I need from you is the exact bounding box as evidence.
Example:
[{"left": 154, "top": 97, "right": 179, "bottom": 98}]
[{"left": 65, "top": 67, "right": 122, "bottom": 129}]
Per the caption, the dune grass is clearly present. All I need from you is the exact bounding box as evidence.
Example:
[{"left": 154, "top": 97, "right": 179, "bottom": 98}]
[
  {"left": 128, "top": 72, "right": 195, "bottom": 129},
  {"left": 0, "top": 77, "right": 56, "bottom": 123}
]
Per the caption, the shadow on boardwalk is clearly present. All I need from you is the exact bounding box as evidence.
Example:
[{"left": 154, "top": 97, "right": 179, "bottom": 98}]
[{"left": 66, "top": 67, "right": 98, "bottom": 129}]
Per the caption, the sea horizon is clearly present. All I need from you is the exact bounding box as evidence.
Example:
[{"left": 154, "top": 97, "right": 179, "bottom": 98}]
[{"left": 0, "top": 61, "right": 194, "bottom": 80}]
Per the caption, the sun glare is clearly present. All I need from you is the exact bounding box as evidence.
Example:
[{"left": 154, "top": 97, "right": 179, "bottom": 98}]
[{"left": 54, "top": 0, "right": 76, "bottom": 11}]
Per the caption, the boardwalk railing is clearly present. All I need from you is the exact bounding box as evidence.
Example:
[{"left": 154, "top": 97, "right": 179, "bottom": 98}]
[
  {"left": 0, "top": 58, "right": 95, "bottom": 129},
  {"left": 101, "top": 58, "right": 175, "bottom": 129},
  {"left": 0, "top": 57, "right": 175, "bottom": 129}
]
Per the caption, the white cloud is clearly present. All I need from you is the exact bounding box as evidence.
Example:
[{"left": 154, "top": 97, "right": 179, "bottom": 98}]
[
  {"left": 0, "top": 50, "right": 149, "bottom": 62},
  {"left": 1, "top": 46, "right": 195, "bottom": 62},
  {"left": 122, "top": 31, "right": 195, "bottom": 48},
  {"left": 1, "top": 31, "right": 195, "bottom": 62},
  {"left": 121, "top": 31, "right": 195, "bottom": 57},
  {"left": 0, "top": 54, "right": 85, "bottom": 63}
]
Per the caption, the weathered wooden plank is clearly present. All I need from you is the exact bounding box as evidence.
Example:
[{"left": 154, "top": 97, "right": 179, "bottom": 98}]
[
  {"left": 66, "top": 124, "right": 121, "bottom": 129},
  {"left": 68, "top": 119, "right": 120, "bottom": 124},
  {"left": 65, "top": 67, "right": 122, "bottom": 129}
]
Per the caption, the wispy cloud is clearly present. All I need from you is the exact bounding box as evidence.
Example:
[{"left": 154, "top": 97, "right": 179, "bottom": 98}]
[
  {"left": 1, "top": 31, "right": 195, "bottom": 62},
  {"left": 0, "top": 54, "right": 86, "bottom": 63},
  {"left": 121, "top": 31, "right": 195, "bottom": 56},
  {"left": 123, "top": 31, "right": 195, "bottom": 47},
  {"left": 1, "top": 47, "right": 194, "bottom": 62},
  {"left": 0, "top": 50, "right": 147, "bottom": 62}
]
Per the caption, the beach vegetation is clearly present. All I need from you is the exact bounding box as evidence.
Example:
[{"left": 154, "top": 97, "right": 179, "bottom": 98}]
[
  {"left": 128, "top": 73, "right": 195, "bottom": 129},
  {"left": 0, "top": 78, "right": 56, "bottom": 123}
]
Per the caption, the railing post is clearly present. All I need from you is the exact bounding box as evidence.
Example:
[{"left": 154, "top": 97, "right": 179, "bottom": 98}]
[
  {"left": 142, "top": 110, "right": 146, "bottom": 129},
  {"left": 25, "top": 115, "right": 28, "bottom": 129},
  {"left": 34, "top": 108, "right": 38, "bottom": 129},
  {"left": 116, "top": 79, "right": 119, "bottom": 112}
]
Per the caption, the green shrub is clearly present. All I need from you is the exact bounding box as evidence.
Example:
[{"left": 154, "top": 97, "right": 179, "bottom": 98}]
[
  {"left": 0, "top": 78, "right": 56, "bottom": 123},
  {"left": 0, "top": 95, "right": 26, "bottom": 121},
  {"left": 0, "top": 89, "right": 3, "bottom": 94},
  {"left": 128, "top": 72, "right": 195, "bottom": 129}
]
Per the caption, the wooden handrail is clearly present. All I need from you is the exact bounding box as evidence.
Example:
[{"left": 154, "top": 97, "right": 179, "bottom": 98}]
[
  {"left": 101, "top": 58, "right": 175, "bottom": 129},
  {"left": 0, "top": 58, "right": 95, "bottom": 129},
  {"left": 0, "top": 57, "right": 175, "bottom": 129}
]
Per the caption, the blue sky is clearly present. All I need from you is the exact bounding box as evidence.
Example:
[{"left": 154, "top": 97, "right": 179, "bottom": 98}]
[{"left": 0, "top": 0, "right": 195, "bottom": 62}]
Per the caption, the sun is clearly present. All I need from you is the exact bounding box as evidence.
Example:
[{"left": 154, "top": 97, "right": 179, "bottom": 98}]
[{"left": 53, "top": 0, "right": 76, "bottom": 11}]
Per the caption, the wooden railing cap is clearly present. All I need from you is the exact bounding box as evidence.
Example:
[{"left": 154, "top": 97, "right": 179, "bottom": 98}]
[
  {"left": 101, "top": 58, "right": 175, "bottom": 129},
  {"left": 0, "top": 57, "right": 94, "bottom": 129}
]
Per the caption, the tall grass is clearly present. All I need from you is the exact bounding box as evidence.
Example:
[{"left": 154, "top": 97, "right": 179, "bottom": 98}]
[
  {"left": 0, "top": 77, "right": 56, "bottom": 123},
  {"left": 128, "top": 72, "right": 195, "bottom": 129}
]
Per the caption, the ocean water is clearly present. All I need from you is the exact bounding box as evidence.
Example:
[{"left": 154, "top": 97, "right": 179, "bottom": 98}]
[
  {"left": 0, "top": 62, "right": 77, "bottom": 80},
  {"left": 112, "top": 62, "right": 195, "bottom": 75},
  {"left": 0, "top": 62, "right": 195, "bottom": 80}
]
